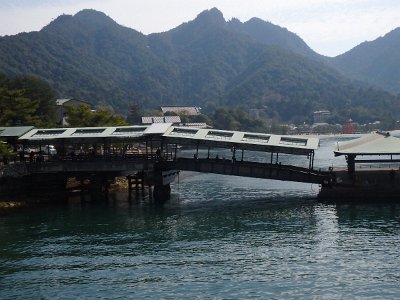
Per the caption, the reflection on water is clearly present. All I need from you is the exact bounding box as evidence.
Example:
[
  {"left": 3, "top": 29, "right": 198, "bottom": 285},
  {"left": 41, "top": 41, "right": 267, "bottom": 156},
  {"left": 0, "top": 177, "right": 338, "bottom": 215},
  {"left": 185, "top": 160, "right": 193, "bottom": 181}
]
[
  {"left": 1, "top": 184, "right": 400, "bottom": 298},
  {"left": 1, "top": 136, "right": 400, "bottom": 298}
]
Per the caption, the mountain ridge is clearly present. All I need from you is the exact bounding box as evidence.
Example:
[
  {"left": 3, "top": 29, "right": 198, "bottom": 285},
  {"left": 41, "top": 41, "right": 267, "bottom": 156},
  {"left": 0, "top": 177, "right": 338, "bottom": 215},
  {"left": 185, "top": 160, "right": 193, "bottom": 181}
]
[
  {"left": 329, "top": 27, "right": 400, "bottom": 93},
  {"left": 0, "top": 8, "right": 399, "bottom": 124}
]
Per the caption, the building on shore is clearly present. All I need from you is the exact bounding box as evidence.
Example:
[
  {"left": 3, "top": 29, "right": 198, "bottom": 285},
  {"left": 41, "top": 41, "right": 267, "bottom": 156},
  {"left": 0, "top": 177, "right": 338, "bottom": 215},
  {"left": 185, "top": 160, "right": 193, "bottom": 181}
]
[
  {"left": 142, "top": 116, "right": 181, "bottom": 125},
  {"left": 56, "top": 98, "right": 92, "bottom": 126},
  {"left": 160, "top": 106, "right": 201, "bottom": 116},
  {"left": 313, "top": 110, "right": 331, "bottom": 124},
  {"left": 342, "top": 118, "right": 356, "bottom": 134}
]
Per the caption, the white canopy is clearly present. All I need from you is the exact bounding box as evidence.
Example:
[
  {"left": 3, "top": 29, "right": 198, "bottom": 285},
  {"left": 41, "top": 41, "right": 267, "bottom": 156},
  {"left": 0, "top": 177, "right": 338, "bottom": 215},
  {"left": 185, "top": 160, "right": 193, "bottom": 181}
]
[{"left": 335, "top": 132, "right": 400, "bottom": 156}]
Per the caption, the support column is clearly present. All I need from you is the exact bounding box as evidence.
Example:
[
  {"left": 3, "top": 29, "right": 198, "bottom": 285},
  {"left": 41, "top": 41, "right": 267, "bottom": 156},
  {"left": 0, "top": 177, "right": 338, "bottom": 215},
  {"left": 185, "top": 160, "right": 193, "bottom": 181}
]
[
  {"left": 128, "top": 176, "right": 132, "bottom": 200},
  {"left": 174, "top": 144, "right": 178, "bottom": 161},
  {"left": 153, "top": 183, "right": 171, "bottom": 203},
  {"left": 346, "top": 154, "right": 356, "bottom": 177}
]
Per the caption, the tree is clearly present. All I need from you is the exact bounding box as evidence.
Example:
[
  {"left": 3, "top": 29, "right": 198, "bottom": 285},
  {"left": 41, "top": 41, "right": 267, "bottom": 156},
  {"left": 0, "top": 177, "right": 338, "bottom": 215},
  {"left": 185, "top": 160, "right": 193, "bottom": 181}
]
[
  {"left": 211, "top": 107, "right": 268, "bottom": 132},
  {"left": 0, "top": 88, "right": 41, "bottom": 126},
  {"left": 192, "top": 114, "right": 213, "bottom": 125},
  {"left": 65, "top": 104, "right": 128, "bottom": 127},
  {"left": 0, "top": 141, "right": 14, "bottom": 159},
  {"left": 9, "top": 75, "right": 57, "bottom": 126},
  {"left": 0, "top": 74, "right": 57, "bottom": 127}
]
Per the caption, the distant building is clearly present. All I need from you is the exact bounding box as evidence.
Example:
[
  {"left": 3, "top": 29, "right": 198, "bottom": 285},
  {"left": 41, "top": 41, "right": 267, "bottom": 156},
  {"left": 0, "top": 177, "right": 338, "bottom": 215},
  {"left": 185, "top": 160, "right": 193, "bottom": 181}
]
[
  {"left": 248, "top": 109, "right": 260, "bottom": 120},
  {"left": 161, "top": 106, "right": 201, "bottom": 116},
  {"left": 342, "top": 119, "right": 355, "bottom": 134},
  {"left": 313, "top": 110, "right": 331, "bottom": 124},
  {"left": 142, "top": 116, "right": 181, "bottom": 124},
  {"left": 179, "top": 123, "right": 209, "bottom": 129},
  {"left": 56, "top": 98, "right": 92, "bottom": 126}
]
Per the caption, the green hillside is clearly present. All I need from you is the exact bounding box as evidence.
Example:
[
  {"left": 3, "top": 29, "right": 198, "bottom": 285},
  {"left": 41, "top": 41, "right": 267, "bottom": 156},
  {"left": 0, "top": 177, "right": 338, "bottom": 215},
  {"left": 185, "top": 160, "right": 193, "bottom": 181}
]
[
  {"left": 330, "top": 28, "right": 400, "bottom": 94},
  {"left": 0, "top": 8, "right": 399, "bottom": 125}
]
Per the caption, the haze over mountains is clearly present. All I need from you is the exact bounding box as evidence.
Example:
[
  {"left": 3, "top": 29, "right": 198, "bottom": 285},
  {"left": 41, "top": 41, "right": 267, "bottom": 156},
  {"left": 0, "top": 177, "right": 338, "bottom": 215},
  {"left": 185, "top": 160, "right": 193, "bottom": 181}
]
[{"left": 0, "top": 8, "right": 399, "bottom": 124}]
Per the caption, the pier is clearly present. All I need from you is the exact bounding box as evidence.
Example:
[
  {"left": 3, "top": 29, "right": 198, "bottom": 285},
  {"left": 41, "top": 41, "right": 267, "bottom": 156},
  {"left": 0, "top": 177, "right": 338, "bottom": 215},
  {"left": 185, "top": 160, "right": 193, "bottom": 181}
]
[
  {"left": 0, "top": 124, "right": 332, "bottom": 201},
  {"left": 319, "top": 131, "right": 400, "bottom": 202},
  {"left": 1, "top": 125, "right": 399, "bottom": 202}
]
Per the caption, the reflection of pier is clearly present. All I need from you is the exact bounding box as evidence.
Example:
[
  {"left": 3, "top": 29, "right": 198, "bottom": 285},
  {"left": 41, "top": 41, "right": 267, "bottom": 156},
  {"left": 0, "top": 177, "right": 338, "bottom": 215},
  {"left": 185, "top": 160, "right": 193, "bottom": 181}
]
[{"left": 0, "top": 124, "right": 331, "bottom": 202}]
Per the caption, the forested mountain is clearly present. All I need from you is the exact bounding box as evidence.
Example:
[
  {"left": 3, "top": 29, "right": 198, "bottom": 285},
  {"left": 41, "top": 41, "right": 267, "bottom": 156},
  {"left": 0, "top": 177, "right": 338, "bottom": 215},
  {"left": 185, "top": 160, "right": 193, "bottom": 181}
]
[
  {"left": 0, "top": 8, "right": 399, "bottom": 124},
  {"left": 226, "top": 15, "right": 322, "bottom": 61},
  {"left": 0, "top": 9, "right": 171, "bottom": 110},
  {"left": 330, "top": 28, "right": 400, "bottom": 94}
]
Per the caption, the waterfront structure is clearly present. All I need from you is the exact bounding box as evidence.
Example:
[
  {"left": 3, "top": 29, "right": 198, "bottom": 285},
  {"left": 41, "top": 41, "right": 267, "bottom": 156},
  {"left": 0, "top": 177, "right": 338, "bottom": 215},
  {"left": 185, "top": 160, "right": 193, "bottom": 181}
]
[
  {"left": 0, "top": 126, "right": 34, "bottom": 147},
  {"left": 142, "top": 116, "right": 181, "bottom": 124},
  {"left": 160, "top": 106, "right": 201, "bottom": 116},
  {"left": 0, "top": 124, "right": 324, "bottom": 201},
  {"left": 2, "top": 124, "right": 399, "bottom": 203},
  {"left": 178, "top": 123, "right": 208, "bottom": 129},
  {"left": 313, "top": 110, "right": 330, "bottom": 123},
  {"left": 318, "top": 131, "right": 400, "bottom": 201},
  {"left": 56, "top": 98, "right": 92, "bottom": 126},
  {"left": 342, "top": 118, "right": 355, "bottom": 134}
]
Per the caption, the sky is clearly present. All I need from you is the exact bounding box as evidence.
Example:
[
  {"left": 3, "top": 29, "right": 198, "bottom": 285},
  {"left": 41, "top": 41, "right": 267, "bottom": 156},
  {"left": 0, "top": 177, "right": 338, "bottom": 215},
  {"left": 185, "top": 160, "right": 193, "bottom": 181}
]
[{"left": 0, "top": 0, "right": 399, "bottom": 57}]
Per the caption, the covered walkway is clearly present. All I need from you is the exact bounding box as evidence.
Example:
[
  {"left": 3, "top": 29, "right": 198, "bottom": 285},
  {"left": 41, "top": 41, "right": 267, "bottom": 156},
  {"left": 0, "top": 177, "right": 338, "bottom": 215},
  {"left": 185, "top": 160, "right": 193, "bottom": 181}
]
[{"left": 15, "top": 124, "right": 320, "bottom": 170}]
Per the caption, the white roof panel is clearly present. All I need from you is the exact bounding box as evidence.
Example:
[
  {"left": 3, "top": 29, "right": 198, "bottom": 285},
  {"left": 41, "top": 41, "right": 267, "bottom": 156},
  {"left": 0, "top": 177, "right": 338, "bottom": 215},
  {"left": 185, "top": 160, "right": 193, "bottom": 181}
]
[
  {"left": 17, "top": 124, "right": 319, "bottom": 155},
  {"left": 142, "top": 116, "right": 181, "bottom": 124},
  {"left": 335, "top": 132, "right": 400, "bottom": 156},
  {"left": 163, "top": 126, "right": 319, "bottom": 155},
  {"left": 143, "top": 123, "right": 173, "bottom": 135},
  {"left": 18, "top": 126, "right": 150, "bottom": 142}
]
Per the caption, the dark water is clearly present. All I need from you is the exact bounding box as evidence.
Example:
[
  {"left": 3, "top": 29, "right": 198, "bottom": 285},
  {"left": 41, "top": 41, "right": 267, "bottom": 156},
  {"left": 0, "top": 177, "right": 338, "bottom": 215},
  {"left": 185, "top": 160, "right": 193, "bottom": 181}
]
[{"left": 1, "top": 137, "right": 400, "bottom": 299}]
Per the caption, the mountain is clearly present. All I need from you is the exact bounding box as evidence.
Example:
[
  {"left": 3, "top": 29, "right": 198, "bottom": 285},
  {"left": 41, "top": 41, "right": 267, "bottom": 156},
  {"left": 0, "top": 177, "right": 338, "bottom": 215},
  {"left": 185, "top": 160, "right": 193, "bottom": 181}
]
[
  {"left": 330, "top": 28, "right": 400, "bottom": 94},
  {"left": 0, "top": 8, "right": 399, "bottom": 124},
  {"left": 0, "top": 10, "right": 174, "bottom": 109},
  {"left": 227, "top": 16, "right": 323, "bottom": 61}
]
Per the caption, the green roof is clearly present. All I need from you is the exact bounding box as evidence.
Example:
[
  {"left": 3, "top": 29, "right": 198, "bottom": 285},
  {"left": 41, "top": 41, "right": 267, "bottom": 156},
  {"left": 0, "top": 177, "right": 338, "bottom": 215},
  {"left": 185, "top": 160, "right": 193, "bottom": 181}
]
[{"left": 0, "top": 126, "right": 35, "bottom": 138}]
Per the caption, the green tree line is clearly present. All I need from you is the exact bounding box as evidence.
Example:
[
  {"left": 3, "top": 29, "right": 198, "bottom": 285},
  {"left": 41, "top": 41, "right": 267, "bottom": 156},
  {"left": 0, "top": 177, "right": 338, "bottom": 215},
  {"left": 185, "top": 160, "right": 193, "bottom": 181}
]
[{"left": 0, "top": 73, "right": 127, "bottom": 128}]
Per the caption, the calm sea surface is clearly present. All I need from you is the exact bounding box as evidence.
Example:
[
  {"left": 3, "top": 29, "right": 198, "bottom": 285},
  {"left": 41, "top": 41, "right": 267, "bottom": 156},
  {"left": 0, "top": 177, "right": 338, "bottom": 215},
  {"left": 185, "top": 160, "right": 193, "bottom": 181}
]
[{"left": 1, "top": 137, "right": 400, "bottom": 299}]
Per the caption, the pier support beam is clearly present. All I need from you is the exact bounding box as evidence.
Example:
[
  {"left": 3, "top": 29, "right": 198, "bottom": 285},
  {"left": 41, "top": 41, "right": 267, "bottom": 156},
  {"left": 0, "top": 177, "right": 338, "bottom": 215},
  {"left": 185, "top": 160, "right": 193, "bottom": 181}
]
[{"left": 153, "top": 183, "right": 171, "bottom": 203}]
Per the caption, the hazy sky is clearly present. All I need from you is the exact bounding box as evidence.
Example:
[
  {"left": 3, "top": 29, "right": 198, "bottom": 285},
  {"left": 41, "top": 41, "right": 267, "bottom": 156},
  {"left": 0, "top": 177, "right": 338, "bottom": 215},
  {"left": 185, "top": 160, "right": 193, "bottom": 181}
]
[{"left": 1, "top": 0, "right": 399, "bottom": 57}]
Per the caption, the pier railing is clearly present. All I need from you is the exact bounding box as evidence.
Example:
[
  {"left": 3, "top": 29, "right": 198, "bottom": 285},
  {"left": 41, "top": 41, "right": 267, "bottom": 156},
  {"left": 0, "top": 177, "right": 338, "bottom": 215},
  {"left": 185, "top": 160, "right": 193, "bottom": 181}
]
[
  {"left": 157, "top": 157, "right": 330, "bottom": 184},
  {"left": 1, "top": 153, "right": 331, "bottom": 185}
]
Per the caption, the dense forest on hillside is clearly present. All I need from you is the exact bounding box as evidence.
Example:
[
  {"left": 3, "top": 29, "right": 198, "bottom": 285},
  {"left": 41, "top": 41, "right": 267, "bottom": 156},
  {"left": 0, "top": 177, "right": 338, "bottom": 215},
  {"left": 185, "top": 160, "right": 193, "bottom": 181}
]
[
  {"left": 0, "top": 8, "right": 400, "bottom": 127},
  {"left": 330, "top": 28, "right": 400, "bottom": 94}
]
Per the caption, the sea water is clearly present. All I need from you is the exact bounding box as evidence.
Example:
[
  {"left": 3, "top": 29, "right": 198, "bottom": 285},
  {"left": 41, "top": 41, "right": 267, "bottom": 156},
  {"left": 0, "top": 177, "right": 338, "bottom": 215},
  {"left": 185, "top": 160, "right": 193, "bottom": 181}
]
[{"left": 1, "top": 136, "right": 400, "bottom": 299}]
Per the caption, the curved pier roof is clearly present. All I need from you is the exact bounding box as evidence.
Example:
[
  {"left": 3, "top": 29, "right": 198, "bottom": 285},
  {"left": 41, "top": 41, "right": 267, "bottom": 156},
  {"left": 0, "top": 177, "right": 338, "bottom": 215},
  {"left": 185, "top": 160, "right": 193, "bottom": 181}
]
[
  {"left": 334, "top": 131, "right": 400, "bottom": 156},
  {"left": 163, "top": 126, "right": 318, "bottom": 155},
  {"left": 17, "top": 124, "right": 319, "bottom": 155}
]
